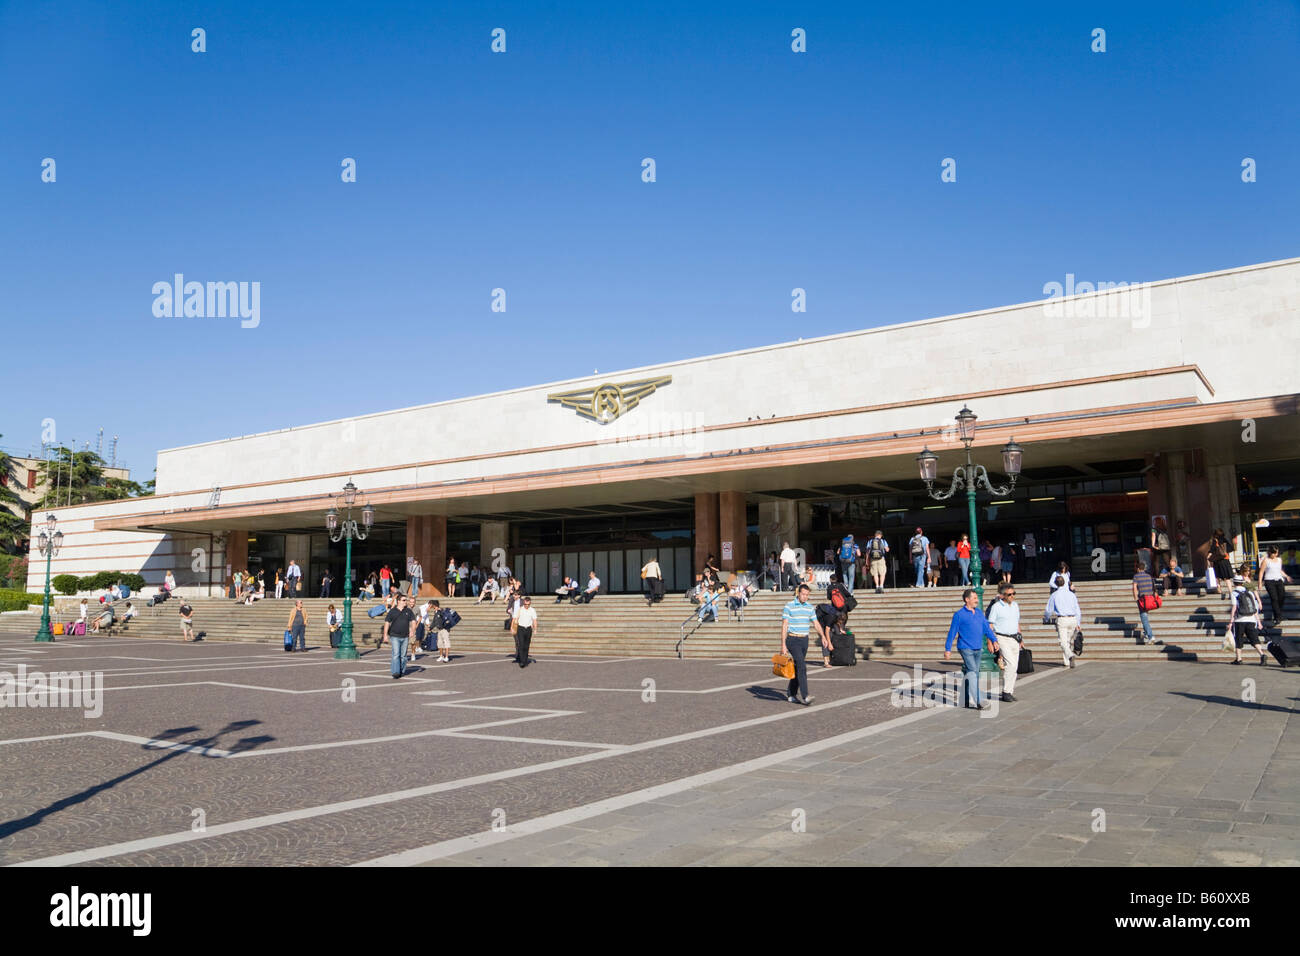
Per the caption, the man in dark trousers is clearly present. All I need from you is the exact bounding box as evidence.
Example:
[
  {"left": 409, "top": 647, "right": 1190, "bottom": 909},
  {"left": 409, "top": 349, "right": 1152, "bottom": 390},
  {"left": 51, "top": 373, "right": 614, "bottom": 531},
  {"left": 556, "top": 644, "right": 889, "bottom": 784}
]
[
  {"left": 512, "top": 596, "right": 538, "bottom": 668},
  {"left": 384, "top": 594, "right": 417, "bottom": 678}
]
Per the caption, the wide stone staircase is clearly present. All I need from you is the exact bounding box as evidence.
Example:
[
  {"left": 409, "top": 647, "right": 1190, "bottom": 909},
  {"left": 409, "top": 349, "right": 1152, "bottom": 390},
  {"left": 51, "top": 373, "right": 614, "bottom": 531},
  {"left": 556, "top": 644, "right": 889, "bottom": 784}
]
[{"left": 1, "top": 580, "right": 1293, "bottom": 663}]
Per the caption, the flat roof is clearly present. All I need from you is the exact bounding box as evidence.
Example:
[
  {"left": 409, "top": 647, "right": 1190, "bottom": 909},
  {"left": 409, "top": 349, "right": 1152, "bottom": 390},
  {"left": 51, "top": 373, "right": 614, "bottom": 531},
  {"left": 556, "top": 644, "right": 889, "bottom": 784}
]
[{"left": 156, "top": 255, "right": 1300, "bottom": 457}]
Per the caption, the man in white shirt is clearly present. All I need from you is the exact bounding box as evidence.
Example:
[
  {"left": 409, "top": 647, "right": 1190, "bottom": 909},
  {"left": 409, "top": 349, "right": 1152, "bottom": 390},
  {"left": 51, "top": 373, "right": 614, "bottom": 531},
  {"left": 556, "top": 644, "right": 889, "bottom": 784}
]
[
  {"left": 511, "top": 596, "right": 538, "bottom": 668},
  {"left": 577, "top": 571, "right": 600, "bottom": 604},
  {"left": 779, "top": 542, "right": 799, "bottom": 592},
  {"left": 1044, "top": 578, "right": 1082, "bottom": 668},
  {"left": 986, "top": 582, "right": 1022, "bottom": 702},
  {"left": 286, "top": 560, "right": 302, "bottom": 598}
]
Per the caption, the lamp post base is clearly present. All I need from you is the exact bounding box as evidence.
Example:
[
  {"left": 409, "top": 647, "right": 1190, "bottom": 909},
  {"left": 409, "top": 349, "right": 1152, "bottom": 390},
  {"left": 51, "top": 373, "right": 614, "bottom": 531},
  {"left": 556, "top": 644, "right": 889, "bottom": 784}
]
[{"left": 34, "top": 626, "right": 54, "bottom": 643}]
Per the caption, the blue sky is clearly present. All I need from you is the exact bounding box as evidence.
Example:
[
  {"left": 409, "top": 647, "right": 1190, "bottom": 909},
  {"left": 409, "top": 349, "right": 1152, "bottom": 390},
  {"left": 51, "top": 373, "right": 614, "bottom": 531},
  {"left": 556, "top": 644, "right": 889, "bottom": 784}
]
[{"left": 1, "top": 0, "right": 1296, "bottom": 478}]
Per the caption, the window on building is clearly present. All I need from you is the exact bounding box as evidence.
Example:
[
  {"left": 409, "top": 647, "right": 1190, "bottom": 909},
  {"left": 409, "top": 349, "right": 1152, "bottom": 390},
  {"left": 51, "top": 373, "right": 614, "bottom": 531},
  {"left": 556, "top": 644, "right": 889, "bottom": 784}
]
[{"left": 27, "top": 469, "right": 37, "bottom": 490}]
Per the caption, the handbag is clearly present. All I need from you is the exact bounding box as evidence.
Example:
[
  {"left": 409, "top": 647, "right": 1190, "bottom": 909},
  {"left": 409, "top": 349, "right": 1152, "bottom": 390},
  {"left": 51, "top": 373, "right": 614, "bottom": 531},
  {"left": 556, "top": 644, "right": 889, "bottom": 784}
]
[
  {"left": 1073, "top": 629, "right": 1084, "bottom": 656},
  {"left": 771, "top": 653, "right": 795, "bottom": 680},
  {"left": 1138, "top": 593, "right": 1161, "bottom": 612}
]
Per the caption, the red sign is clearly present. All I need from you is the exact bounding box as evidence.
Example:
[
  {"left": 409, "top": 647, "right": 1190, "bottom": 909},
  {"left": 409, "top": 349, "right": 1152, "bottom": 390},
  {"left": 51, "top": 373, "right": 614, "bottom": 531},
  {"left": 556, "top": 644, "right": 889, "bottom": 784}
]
[{"left": 1067, "top": 494, "right": 1147, "bottom": 517}]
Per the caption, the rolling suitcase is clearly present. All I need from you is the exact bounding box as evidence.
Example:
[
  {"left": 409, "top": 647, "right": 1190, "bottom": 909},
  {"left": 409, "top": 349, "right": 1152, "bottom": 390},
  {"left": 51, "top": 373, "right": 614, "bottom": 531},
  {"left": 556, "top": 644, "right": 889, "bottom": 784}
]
[
  {"left": 1267, "top": 637, "right": 1300, "bottom": 668},
  {"left": 830, "top": 629, "right": 857, "bottom": 666},
  {"left": 1017, "top": 645, "right": 1034, "bottom": 674}
]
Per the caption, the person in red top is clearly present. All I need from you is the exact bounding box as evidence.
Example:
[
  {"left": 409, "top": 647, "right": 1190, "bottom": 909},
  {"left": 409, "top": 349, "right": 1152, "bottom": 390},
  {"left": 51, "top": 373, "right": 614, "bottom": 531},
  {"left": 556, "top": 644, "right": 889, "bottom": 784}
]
[
  {"left": 956, "top": 534, "right": 972, "bottom": 586},
  {"left": 379, "top": 564, "right": 393, "bottom": 598}
]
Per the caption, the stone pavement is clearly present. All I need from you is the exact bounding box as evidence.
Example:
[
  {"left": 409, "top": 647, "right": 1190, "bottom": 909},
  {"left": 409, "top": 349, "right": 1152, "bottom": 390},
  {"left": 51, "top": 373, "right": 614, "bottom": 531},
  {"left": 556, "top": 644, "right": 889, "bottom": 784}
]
[
  {"left": 0, "top": 633, "right": 1295, "bottom": 866},
  {"left": 405, "top": 660, "right": 1300, "bottom": 866}
]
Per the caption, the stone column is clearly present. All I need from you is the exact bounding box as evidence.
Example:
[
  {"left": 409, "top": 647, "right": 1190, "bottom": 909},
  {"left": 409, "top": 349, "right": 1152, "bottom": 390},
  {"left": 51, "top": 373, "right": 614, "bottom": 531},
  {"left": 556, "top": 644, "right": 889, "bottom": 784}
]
[
  {"left": 718, "top": 491, "right": 748, "bottom": 573},
  {"left": 1183, "top": 450, "right": 1213, "bottom": 575},
  {"left": 694, "top": 492, "right": 719, "bottom": 574},
  {"left": 480, "top": 520, "right": 509, "bottom": 575},
  {"left": 407, "top": 515, "right": 447, "bottom": 596},
  {"left": 225, "top": 529, "right": 248, "bottom": 597},
  {"left": 759, "top": 500, "right": 798, "bottom": 568}
]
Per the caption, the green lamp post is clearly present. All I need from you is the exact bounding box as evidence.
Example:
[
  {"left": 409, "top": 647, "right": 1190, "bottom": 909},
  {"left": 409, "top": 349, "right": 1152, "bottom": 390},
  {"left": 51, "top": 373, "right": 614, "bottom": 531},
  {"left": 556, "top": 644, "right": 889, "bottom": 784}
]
[
  {"left": 34, "top": 513, "right": 64, "bottom": 642},
  {"left": 326, "top": 480, "right": 373, "bottom": 661},
  {"left": 917, "top": 406, "right": 1024, "bottom": 673}
]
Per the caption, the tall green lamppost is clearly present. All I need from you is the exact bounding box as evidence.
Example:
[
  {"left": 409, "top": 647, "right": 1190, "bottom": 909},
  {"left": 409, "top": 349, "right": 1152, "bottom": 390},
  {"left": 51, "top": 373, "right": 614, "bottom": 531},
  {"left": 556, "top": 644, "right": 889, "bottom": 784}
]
[
  {"left": 325, "top": 480, "right": 373, "bottom": 661},
  {"left": 916, "top": 407, "right": 1024, "bottom": 671},
  {"left": 34, "top": 513, "right": 64, "bottom": 642}
]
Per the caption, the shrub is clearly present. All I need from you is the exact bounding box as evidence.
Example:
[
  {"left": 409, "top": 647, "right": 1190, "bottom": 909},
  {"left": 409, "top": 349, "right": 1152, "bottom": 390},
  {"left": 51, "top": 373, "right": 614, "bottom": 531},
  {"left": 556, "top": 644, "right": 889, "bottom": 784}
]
[
  {"left": 52, "top": 574, "right": 80, "bottom": 595},
  {"left": 0, "top": 590, "right": 45, "bottom": 612}
]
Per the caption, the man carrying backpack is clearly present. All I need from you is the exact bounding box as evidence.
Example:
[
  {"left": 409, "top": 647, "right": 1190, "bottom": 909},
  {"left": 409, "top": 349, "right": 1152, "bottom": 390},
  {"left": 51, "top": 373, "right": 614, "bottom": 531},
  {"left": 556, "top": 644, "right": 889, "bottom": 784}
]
[
  {"left": 1228, "top": 570, "right": 1267, "bottom": 665},
  {"left": 866, "top": 531, "right": 889, "bottom": 594},
  {"left": 909, "top": 527, "right": 931, "bottom": 589},
  {"left": 838, "top": 535, "right": 862, "bottom": 593}
]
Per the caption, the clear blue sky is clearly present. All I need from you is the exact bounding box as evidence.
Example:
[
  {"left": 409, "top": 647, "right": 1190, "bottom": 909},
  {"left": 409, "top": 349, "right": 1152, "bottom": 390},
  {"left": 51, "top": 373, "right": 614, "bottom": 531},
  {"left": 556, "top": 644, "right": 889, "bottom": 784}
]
[{"left": 1, "top": 0, "right": 1296, "bottom": 479}]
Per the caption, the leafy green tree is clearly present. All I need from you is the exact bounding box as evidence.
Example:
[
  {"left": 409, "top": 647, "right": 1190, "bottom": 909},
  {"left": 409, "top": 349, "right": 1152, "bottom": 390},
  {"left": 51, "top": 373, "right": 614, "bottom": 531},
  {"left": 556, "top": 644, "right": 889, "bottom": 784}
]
[
  {"left": 0, "top": 435, "right": 30, "bottom": 553},
  {"left": 35, "top": 447, "right": 144, "bottom": 506}
]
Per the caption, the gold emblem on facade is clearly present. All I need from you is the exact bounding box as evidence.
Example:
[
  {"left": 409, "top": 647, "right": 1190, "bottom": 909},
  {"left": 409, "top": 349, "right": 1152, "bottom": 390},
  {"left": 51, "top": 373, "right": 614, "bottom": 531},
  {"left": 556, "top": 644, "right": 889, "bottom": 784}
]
[{"left": 547, "top": 376, "right": 672, "bottom": 424}]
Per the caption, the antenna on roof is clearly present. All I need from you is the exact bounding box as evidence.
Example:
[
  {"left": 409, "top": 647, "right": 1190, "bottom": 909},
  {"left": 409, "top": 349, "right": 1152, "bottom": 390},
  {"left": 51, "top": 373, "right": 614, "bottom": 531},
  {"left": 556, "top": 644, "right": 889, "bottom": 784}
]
[
  {"left": 110, "top": 435, "right": 119, "bottom": 468},
  {"left": 96, "top": 428, "right": 104, "bottom": 457}
]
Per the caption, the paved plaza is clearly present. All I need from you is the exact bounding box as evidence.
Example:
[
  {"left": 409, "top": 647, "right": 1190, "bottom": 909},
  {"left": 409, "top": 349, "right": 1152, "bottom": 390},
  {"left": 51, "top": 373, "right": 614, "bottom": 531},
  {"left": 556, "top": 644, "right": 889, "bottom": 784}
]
[{"left": 0, "top": 634, "right": 1295, "bottom": 866}]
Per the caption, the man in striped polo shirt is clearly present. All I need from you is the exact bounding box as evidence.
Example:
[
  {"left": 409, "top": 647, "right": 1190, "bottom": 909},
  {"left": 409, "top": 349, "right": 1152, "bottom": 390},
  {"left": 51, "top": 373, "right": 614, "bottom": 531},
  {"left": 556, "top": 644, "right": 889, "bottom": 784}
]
[{"left": 782, "top": 583, "right": 826, "bottom": 706}]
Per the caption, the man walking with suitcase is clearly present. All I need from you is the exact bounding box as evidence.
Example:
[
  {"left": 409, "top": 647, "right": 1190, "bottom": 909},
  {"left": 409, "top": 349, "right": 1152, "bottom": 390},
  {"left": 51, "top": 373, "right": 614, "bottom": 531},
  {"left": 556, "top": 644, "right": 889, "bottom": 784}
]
[
  {"left": 1045, "top": 576, "right": 1082, "bottom": 667},
  {"left": 781, "top": 583, "right": 825, "bottom": 705},
  {"left": 986, "top": 582, "right": 1022, "bottom": 702}
]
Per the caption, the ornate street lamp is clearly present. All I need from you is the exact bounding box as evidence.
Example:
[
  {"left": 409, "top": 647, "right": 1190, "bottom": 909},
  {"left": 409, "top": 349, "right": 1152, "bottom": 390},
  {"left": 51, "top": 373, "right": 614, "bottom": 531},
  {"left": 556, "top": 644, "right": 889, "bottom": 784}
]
[
  {"left": 916, "top": 407, "right": 1023, "bottom": 607},
  {"left": 34, "top": 513, "right": 64, "bottom": 642},
  {"left": 326, "top": 480, "right": 372, "bottom": 660}
]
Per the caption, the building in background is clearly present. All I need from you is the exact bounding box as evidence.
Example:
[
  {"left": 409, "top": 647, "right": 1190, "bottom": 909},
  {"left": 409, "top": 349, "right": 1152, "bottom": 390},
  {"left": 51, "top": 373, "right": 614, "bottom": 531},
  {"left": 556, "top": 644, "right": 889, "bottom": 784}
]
[{"left": 28, "top": 257, "right": 1300, "bottom": 597}]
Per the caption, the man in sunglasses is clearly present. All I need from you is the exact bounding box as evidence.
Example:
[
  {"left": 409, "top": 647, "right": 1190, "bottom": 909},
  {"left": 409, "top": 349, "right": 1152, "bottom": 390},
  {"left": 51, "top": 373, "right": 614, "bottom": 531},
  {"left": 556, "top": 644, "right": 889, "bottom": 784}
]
[{"left": 986, "top": 582, "right": 1022, "bottom": 702}]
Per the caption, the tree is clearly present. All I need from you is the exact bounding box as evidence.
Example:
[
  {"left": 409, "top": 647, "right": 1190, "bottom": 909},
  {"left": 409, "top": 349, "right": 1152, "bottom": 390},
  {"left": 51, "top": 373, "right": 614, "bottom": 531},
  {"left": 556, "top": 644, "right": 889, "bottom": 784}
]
[
  {"left": 0, "top": 435, "right": 30, "bottom": 553},
  {"left": 35, "top": 446, "right": 148, "bottom": 507}
]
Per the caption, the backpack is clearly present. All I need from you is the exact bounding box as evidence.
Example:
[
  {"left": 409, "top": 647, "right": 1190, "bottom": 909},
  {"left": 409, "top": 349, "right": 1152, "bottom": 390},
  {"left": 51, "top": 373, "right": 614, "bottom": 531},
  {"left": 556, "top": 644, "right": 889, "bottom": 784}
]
[
  {"left": 869, "top": 539, "right": 885, "bottom": 558},
  {"left": 442, "top": 608, "right": 462, "bottom": 629},
  {"left": 839, "top": 541, "right": 855, "bottom": 562},
  {"left": 1236, "top": 589, "right": 1258, "bottom": 618},
  {"left": 1155, "top": 531, "right": 1170, "bottom": 550},
  {"left": 828, "top": 584, "right": 858, "bottom": 614},
  {"left": 910, "top": 536, "right": 925, "bottom": 555}
]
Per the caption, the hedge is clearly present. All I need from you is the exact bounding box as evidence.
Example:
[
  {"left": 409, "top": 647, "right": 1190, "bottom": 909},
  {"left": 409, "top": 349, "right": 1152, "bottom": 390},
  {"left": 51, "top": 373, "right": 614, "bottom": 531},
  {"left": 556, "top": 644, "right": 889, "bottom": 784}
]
[
  {"left": 0, "top": 590, "right": 45, "bottom": 612},
  {"left": 52, "top": 574, "right": 80, "bottom": 595},
  {"left": 50, "top": 571, "right": 148, "bottom": 595}
]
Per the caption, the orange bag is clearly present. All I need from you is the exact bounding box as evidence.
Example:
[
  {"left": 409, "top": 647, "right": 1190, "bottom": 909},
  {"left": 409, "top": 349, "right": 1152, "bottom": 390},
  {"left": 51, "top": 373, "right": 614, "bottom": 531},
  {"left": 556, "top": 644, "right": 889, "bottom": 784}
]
[
  {"left": 53, "top": 621, "right": 65, "bottom": 635},
  {"left": 771, "top": 653, "right": 795, "bottom": 680}
]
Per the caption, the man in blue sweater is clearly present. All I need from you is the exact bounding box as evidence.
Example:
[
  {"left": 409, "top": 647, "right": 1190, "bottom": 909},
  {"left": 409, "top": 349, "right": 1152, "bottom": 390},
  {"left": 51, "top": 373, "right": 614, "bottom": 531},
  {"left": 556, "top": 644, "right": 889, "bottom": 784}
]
[{"left": 944, "top": 588, "right": 1000, "bottom": 710}]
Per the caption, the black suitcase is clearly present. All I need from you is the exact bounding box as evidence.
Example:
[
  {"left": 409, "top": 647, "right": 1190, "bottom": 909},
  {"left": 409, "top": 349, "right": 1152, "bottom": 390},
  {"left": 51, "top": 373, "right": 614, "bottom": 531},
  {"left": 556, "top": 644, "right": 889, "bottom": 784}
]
[
  {"left": 1268, "top": 637, "right": 1300, "bottom": 667},
  {"left": 1016, "top": 645, "right": 1034, "bottom": 674},
  {"left": 830, "top": 630, "right": 857, "bottom": 666}
]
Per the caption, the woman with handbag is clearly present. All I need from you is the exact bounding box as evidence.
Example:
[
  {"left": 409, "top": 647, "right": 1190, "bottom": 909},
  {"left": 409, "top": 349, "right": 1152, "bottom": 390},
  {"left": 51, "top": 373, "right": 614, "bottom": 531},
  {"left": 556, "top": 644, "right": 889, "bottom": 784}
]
[{"left": 1209, "top": 529, "right": 1233, "bottom": 600}]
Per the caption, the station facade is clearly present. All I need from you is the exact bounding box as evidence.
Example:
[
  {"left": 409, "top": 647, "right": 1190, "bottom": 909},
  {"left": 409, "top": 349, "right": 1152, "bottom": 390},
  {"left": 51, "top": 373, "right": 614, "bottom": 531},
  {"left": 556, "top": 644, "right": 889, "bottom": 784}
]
[{"left": 29, "top": 257, "right": 1300, "bottom": 597}]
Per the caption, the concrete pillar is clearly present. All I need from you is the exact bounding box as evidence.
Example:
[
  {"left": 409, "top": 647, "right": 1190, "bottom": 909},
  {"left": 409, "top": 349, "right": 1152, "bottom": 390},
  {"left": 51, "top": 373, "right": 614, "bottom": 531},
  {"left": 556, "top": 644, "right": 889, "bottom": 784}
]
[
  {"left": 694, "top": 492, "right": 719, "bottom": 574},
  {"left": 1206, "top": 462, "right": 1242, "bottom": 559},
  {"left": 407, "top": 515, "right": 447, "bottom": 596},
  {"left": 718, "top": 491, "right": 747, "bottom": 572},
  {"left": 759, "top": 500, "right": 798, "bottom": 568},
  {"left": 480, "top": 521, "right": 509, "bottom": 574},
  {"left": 225, "top": 529, "right": 248, "bottom": 597},
  {"left": 1183, "top": 450, "right": 1213, "bottom": 575}
]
